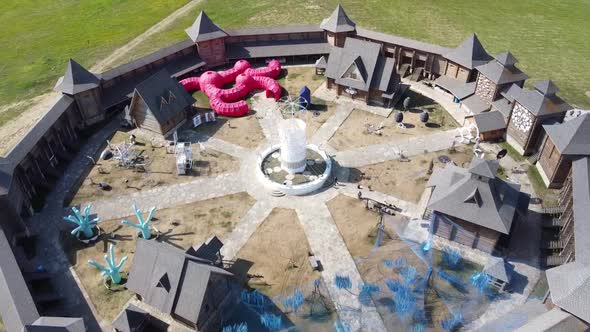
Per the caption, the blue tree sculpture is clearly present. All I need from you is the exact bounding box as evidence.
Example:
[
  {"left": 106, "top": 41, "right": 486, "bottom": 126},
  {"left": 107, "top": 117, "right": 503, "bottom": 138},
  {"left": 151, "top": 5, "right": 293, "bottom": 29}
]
[
  {"left": 121, "top": 205, "right": 156, "bottom": 239},
  {"left": 470, "top": 272, "right": 490, "bottom": 293},
  {"left": 358, "top": 283, "right": 380, "bottom": 305},
  {"left": 333, "top": 320, "right": 351, "bottom": 332},
  {"left": 442, "top": 248, "right": 462, "bottom": 269},
  {"left": 87, "top": 243, "right": 128, "bottom": 284},
  {"left": 223, "top": 323, "right": 248, "bottom": 332},
  {"left": 383, "top": 257, "right": 407, "bottom": 270},
  {"left": 400, "top": 265, "right": 417, "bottom": 285},
  {"left": 334, "top": 275, "right": 352, "bottom": 290},
  {"left": 260, "top": 312, "right": 281, "bottom": 331},
  {"left": 441, "top": 313, "right": 463, "bottom": 331},
  {"left": 241, "top": 290, "right": 268, "bottom": 310},
  {"left": 63, "top": 204, "right": 99, "bottom": 238},
  {"left": 283, "top": 288, "right": 305, "bottom": 312}
]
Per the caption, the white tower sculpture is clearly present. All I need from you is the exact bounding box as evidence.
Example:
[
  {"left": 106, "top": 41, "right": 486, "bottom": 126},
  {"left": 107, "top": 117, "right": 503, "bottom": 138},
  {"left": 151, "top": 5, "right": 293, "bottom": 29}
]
[{"left": 278, "top": 118, "right": 307, "bottom": 173}]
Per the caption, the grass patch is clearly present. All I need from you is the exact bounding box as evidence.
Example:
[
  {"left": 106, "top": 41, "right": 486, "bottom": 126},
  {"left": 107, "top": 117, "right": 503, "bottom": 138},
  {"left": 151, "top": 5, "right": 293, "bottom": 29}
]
[
  {"left": 499, "top": 142, "right": 526, "bottom": 162},
  {"left": 0, "top": 0, "right": 191, "bottom": 116},
  {"left": 120, "top": 0, "right": 589, "bottom": 110},
  {"left": 527, "top": 165, "right": 559, "bottom": 207}
]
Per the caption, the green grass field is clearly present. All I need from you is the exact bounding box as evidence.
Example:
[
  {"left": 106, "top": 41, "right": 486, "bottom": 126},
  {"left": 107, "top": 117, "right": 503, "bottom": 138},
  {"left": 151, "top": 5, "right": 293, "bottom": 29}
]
[
  {"left": 1, "top": 0, "right": 589, "bottom": 126},
  {"left": 121, "top": 0, "right": 590, "bottom": 109},
  {"left": 0, "top": 0, "right": 190, "bottom": 108}
]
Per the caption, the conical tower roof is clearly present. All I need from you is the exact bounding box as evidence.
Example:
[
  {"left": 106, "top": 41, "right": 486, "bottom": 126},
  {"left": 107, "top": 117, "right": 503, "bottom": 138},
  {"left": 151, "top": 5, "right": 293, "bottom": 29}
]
[
  {"left": 495, "top": 52, "right": 518, "bottom": 67},
  {"left": 53, "top": 59, "right": 100, "bottom": 95},
  {"left": 443, "top": 33, "right": 493, "bottom": 69},
  {"left": 185, "top": 11, "right": 228, "bottom": 43},
  {"left": 534, "top": 80, "right": 559, "bottom": 96},
  {"left": 320, "top": 4, "right": 356, "bottom": 33}
]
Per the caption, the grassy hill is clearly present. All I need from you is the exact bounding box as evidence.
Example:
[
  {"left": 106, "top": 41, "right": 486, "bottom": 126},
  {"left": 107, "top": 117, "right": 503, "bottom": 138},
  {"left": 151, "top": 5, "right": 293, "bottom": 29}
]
[
  {"left": 0, "top": 0, "right": 190, "bottom": 108},
  {"left": 1, "top": 0, "right": 588, "bottom": 123}
]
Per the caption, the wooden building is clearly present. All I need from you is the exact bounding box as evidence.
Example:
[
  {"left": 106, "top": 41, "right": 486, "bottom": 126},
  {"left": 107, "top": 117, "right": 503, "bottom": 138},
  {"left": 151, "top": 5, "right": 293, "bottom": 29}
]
[
  {"left": 128, "top": 69, "right": 195, "bottom": 137},
  {"left": 506, "top": 80, "right": 571, "bottom": 156},
  {"left": 537, "top": 113, "right": 590, "bottom": 188},
  {"left": 325, "top": 37, "right": 400, "bottom": 107},
  {"left": 483, "top": 256, "right": 511, "bottom": 291},
  {"left": 461, "top": 52, "right": 528, "bottom": 116},
  {"left": 426, "top": 158, "right": 526, "bottom": 254},
  {"left": 185, "top": 11, "right": 228, "bottom": 67},
  {"left": 544, "top": 156, "right": 590, "bottom": 325},
  {"left": 54, "top": 59, "right": 104, "bottom": 126},
  {"left": 126, "top": 239, "right": 234, "bottom": 332}
]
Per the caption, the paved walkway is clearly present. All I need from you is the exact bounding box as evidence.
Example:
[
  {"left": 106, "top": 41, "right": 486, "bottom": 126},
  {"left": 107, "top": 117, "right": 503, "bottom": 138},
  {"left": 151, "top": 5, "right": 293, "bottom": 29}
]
[
  {"left": 334, "top": 129, "right": 461, "bottom": 168},
  {"left": 310, "top": 104, "right": 354, "bottom": 146},
  {"left": 252, "top": 94, "right": 282, "bottom": 145}
]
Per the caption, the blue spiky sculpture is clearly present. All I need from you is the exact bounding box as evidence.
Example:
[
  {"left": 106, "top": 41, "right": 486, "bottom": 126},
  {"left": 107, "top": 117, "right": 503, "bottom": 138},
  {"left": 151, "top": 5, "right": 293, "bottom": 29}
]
[
  {"left": 121, "top": 205, "right": 156, "bottom": 239},
  {"left": 88, "top": 243, "right": 128, "bottom": 284},
  {"left": 63, "top": 204, "right": 99, "bottom": 239}
]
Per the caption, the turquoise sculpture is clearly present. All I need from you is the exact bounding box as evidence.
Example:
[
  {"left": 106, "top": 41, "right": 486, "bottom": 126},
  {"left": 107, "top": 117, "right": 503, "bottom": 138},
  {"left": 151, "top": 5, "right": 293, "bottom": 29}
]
[
  {"left": 63, "top": 204, "right": 99, "bottom": 238},
  {"left": 88, "top": 243, "right": 128, "bottom": 284},
  {"left": 121, "top": 205, "right": 156, "bottom": 239}
]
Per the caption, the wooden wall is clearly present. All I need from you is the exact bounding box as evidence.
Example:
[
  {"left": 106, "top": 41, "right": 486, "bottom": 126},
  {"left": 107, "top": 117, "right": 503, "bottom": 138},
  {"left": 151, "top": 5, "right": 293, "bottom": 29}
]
[
  {"left": 432, "top": 213, "right": 501, "bottom": 254},
  {"left": 197, "top": 38, "right": 227, "bottom": 66}
]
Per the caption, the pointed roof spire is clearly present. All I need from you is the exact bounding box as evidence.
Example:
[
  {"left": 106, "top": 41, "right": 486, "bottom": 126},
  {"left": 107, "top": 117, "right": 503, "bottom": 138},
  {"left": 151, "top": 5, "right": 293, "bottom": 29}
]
[
  {"left": 468, "top": 158, "right": 499, "bottom": 179},
  {"left": 185, "top": 11, "right": 228, "bottom": 43},
  {"left": 320, "top": 4, "right": 356, "bottom": 33},
  {"left": 53, "top": 59, "right": 100, "bottom": 95},
  {"left": 495, "top": 52, "right": 518, "bottom": 67},
  {"left": 534, "top": 80, "right": 559, "bottom": 96},
  {"left": 544, "top": 113, "right": 590, "bottom": 155},
  {"left": 443, "top": 33, "right": 493, "bottom": 69}
]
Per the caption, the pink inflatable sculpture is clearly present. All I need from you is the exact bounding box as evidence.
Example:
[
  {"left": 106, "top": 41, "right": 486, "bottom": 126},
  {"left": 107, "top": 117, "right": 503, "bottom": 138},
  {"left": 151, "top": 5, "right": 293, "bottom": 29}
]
[{"left": 179, "top": 59, "right": 283, "bottom": 117}]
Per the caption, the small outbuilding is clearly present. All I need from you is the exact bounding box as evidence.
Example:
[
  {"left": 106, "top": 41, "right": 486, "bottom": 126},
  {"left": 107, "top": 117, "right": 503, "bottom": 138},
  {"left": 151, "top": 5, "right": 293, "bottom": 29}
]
[
  {"left": 128, "top": 69, "right": 195, "bottom": 137},
  {"left": 483, "top": 256, "right": 511, "bottom": 291},
  {"left": 473, "top": 110, "right": 506, "bottom": 141}
]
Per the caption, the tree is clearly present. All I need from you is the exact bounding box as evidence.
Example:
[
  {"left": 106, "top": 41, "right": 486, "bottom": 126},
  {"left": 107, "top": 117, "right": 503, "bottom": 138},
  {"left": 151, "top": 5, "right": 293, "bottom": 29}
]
[
  {"left": 403, "top": 97, "right": 411, "bottom": 111},
  {"left": 121, "top": 205, "right": 156, "bottom": 239},
  {"left": 63, "top": 204, "right": 99, "bottom": 239},
  {"left": 88, "top": 243, "right": 128, "bottom": 284},
  {"left": 394, "top": 111, "right": 404, "bottom": 124},
  {"left": 420, "top": 110, "right": 429, "bottom": 124}
]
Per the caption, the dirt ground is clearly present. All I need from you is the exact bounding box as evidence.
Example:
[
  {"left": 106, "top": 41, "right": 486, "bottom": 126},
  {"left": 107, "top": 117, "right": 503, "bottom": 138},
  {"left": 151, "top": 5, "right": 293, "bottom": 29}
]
[
  {"left": 183, "top": 107, "right": 266, "bottom": 150},
  {"left": 352, "top": 146, "right": 474, "bottom": 203},
  {"left": 277, "top": 66, "right": 325, "bottom": 97},
  {"left": 61, "top": 192, "right": 256, "bottom": 321},
  {"left": 235, "top": 208, "right": 319, "bottom": 297},
  {"left": 329, "top": 92, "right": 459, "bottom": 151},
  {"left": 69, "top": 131, "right": 238, "bottom": 206}
]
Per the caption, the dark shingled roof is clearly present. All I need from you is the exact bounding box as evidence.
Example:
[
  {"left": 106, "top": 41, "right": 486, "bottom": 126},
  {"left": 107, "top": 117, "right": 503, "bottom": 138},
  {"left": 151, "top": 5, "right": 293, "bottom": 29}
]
[
  {"left": 26, "top": 317, "right": 85, "bottom": 332},
  {"left": 546, "top": 156, "right": 590, "bottom": 324},
  {"left": 130, "top": 69, "right": 195, "bottom": 126},
  {"left": 514, "top": 82, "right": 571, "bottom": 117},
  {"left": 572, "top": 157, "right": 590, "bottom": 264},
  {"left": 546, "top": 261, "right": 590, "bottom": 323},
  {"left": 491, "top": 98, "right": 514, "bottom": 120},
  {"left": 443, "top": 34, "right": 493, "bottom": 69},
  {"left": 0, "top": 160, "right": 11, "bottom": 196},
  {"left": 127, "top": 239, "right": 232, "bottom": 324},
  {"left": 320, "top": 4, "right": 356, "bottom": 33},
  {"left": 226, "top": 25, "right": 322, "bottom": 36},
  {"left": 0, "top": 227, "right": 40, "bottom": 332},
  {"left": 356, "top": 27, "right": 449, "bottom": 55},
  {"left": 499, "top": 83, "right": 522, "bottom": 103},
  {"left": 5, "top": 95, "right": 75, "bottom": 166},
  {"left": 483, "top": 256, "right": 511, "bottom": 282},
  {"left": 434, "top": 75, "right": 476, "bottom": 100},
  {"left": 54, "top": 59, "right": 100, "bottom": 95},
  {"left": 185, "top": 11, "right": 228, "bottom": 43},
  {"left": 543, "top": 114, "right": 590, "bottom": 156},
  {"left": 226, "top": 40, "right": 330, "bottom": 60},
  {"left": 462, "top": 94, "right": 491, "bottom": 115},
  {"left": 534, "top": 80, "right": 559, "bottom": 96},
  {"left": 315, "top": 56, "right": 327, "bottom": 69},
  {"left": 476, "top": 53, "right": 528, "bottom": 85},
  {"left": 326, "top": 38, "right": 396, "bottom": 93},
  {"left": 427, "top": 158, "right": 522, "bottom": 234},
  {"left": 112, "top": 304, "right": 149, "bottom": 332},
  {"left": 474, "top": 110, "right": 507, "bottom": 133}
]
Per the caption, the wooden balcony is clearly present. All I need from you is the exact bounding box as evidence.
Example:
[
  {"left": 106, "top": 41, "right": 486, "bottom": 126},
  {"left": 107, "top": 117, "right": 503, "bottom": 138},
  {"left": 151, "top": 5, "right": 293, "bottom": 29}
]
[
  {"left": 542, "top": 217, "right": 564, "bottom": 228},
  {"left": 542, "top": 239, "right": 564, "bottom": 249},
  {"left": 545, "top": 255, "right": 567, "bottom": 267}
]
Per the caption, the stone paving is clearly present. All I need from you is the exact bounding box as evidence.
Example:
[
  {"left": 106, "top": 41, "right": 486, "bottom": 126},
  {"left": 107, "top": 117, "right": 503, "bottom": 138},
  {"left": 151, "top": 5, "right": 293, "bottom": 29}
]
[
  {"left": 334, "top": 129, "right": 462, "bottom": 168},
  {"left": 27, "top": 76, "right": 545, "bottom": 331},
  {"left": 310, "top": 104, "right": 354, "bottom": 146}
]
